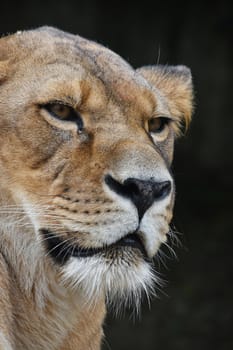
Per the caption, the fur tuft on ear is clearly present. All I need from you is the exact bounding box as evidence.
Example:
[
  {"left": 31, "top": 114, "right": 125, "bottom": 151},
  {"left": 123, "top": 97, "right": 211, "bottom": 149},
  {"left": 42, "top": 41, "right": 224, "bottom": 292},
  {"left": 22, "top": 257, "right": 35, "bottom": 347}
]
[
  {"left": 0, "top": 61, "right": 10, "bottom": 83},
  {"left": 0, "top": 37, "right": 11, "bottom": 83},
  {"left": 137, "top": 65, "right": 193, "bottom": 134}
]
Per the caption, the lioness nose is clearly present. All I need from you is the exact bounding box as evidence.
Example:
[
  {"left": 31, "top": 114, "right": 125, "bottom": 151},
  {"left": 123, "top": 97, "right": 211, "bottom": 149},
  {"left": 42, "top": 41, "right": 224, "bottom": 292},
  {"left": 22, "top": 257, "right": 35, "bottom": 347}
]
[{"left": 105, "top": 175, "right": 171, "bottom": 220}]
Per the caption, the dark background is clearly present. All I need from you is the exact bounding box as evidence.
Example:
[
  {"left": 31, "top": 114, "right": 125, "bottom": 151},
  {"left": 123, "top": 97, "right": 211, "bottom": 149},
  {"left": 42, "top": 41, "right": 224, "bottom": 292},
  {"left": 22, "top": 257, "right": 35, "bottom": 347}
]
[{"left": 1, "top": 1, "right": 232, "bottom": 349}]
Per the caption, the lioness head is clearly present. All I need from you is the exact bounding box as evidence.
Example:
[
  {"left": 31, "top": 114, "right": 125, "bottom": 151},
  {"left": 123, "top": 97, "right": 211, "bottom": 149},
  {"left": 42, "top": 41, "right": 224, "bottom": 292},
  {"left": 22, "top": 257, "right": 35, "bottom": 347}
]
[{"left": 0, "top": 27, "right": 192, "bottom": 306}]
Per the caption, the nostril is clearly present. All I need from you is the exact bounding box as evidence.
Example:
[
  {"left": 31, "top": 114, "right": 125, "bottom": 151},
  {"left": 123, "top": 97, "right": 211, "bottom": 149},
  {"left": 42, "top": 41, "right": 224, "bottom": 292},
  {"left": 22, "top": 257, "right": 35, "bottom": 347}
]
[
  {"left": 105, "top": 175, "right": 143, "bottom": 198},
  {"left": 105, "top": 175, "right": 129, "bottom": 198},
  {"left": 154, "top": 180, "right": 171, "bottom": 200},
  {"left": 123, "top": 179, "right": 141, "bottom": 197}
]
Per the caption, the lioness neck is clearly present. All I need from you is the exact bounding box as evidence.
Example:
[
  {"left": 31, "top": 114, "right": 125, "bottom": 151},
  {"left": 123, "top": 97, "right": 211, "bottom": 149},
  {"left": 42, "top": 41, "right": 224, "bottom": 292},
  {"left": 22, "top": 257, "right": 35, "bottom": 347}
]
[{"left": 0, "top": 191, "right": 105, "bottom": 350}]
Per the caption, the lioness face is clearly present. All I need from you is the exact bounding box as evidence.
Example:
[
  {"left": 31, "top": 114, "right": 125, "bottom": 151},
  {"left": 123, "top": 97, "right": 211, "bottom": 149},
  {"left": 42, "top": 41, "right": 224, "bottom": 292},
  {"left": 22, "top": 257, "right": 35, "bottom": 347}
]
[{"left": 0, "top": 27, "right": 192, "bottom": 304}]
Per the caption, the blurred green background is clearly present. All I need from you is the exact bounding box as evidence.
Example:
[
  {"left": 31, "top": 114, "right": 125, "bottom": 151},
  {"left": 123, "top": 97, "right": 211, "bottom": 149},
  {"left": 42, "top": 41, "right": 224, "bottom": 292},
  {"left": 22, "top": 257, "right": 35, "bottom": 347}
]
[{"left": 1, "top": 1, "right": 232, "bottom": 349}]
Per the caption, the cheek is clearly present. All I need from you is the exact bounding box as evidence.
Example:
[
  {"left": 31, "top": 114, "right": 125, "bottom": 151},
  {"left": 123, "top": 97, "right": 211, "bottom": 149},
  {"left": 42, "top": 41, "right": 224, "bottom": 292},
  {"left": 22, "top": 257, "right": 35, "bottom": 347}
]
[
  {"left": 13, "top": 113, "right": 75, "bottom": 169},
  {"left": 0, "top": 113, "right": 75, "bottom": 193},
  {"left": 17, "top": 114, "right": 63, "bottom": 151}
]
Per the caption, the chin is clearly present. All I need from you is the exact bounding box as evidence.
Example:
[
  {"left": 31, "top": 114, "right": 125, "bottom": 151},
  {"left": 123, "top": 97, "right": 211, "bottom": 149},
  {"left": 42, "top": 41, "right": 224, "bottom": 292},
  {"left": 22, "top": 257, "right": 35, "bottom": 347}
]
[{"left": 61, "top": 246, "right": 157, "bottom": 313}]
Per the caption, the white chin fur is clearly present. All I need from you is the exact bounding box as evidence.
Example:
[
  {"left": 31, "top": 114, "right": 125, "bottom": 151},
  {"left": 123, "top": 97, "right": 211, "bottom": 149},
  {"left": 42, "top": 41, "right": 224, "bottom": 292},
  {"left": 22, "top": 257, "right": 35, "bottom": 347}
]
[{"left": 61, "top": 255, "right": 157, "bottom": 313}]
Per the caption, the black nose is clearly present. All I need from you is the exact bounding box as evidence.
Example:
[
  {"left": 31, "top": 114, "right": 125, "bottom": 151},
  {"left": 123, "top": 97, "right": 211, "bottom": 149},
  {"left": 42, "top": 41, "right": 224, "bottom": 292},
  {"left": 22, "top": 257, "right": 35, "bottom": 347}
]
[{"left": 105, "top": 175, "right": 171, "bottom": 220}]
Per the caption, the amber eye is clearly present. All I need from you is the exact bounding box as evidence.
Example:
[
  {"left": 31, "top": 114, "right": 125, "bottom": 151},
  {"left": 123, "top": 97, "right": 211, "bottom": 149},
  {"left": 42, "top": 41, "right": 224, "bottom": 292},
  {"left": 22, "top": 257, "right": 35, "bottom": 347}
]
[
  {"left": 43, "top": 102, "right": 83, "bottom": 130},
  {"left": 148, "top": 117, "right": 169, "bottom": 133},
  {"left": 48, "top": 104, "right": 72, "bottom": 120}
]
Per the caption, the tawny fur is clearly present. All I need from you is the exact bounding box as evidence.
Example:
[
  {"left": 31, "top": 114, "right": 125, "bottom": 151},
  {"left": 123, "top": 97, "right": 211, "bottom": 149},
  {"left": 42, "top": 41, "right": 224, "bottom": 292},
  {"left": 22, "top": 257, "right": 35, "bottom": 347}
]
[{"left": 0, "top": 27, "right": 193, "bottom": 349}]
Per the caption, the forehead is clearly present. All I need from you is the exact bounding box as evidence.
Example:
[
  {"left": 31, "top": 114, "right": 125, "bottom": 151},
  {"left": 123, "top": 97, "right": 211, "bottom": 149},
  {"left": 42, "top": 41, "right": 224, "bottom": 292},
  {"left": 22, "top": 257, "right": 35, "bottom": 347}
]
[{"left": 11, "top": 28, "right": 161, "bottom": 116}]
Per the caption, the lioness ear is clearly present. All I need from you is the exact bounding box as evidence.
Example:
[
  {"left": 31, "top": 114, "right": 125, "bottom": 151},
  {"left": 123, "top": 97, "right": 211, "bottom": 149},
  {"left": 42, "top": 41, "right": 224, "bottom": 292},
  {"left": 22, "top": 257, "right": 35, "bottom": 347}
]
[{"left": 137, "top": 65, "right": 193, "bottom": 133}]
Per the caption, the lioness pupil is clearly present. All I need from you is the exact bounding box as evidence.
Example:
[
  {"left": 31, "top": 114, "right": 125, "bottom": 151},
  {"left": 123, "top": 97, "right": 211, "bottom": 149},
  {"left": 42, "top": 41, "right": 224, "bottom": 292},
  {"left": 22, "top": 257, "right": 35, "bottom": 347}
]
[
  {"left": 52, "top": 104, "right": 70, "bottom": 119},
  {"left": 48, "top": 103, "right": 73, "bottom": 120},
  {"left": 148, "top": 117, "right": 167, "bottom": 133}
]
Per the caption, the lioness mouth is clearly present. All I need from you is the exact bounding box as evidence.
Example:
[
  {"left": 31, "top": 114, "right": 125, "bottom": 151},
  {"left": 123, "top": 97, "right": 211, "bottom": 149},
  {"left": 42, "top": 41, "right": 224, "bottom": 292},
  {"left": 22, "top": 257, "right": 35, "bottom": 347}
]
[{"left": 41, "top": 229, "right": 147, "bottom": 264}]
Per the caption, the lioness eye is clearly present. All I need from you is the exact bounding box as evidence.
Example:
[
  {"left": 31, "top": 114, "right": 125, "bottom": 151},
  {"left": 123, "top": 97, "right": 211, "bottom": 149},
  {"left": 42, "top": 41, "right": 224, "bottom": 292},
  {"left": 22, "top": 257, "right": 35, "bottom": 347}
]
[
  {"left": 148, "top": 117, "right": 169, "bottom": 133},
  {"left": 44, "top": 103, "right": 83, "bottom": 130}
]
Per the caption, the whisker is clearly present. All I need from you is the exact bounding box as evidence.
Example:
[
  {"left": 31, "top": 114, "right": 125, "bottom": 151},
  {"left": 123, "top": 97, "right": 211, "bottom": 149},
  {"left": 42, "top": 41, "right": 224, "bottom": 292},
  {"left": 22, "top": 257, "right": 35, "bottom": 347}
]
[
  {"left": 44, "top": 236, "right": 74, "bottom": 258},
  {"left": 60, "top": 240, "right": 77, "bottom": 265},
  {"left": 37, "top": 232, "right": 74, "bottom": 245},
  {"left": 163, "top": 242, "right": 178, "bottom": 260},
  {"left": 155, "top": 249, "right": 169, "bottom": 269}
]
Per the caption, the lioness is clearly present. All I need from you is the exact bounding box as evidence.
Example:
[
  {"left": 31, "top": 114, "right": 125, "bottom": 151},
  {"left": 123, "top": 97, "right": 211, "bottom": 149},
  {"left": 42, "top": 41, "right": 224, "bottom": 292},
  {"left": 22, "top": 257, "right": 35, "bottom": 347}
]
[{"left": 0, "top": 27, "right": 193, "bottom": 349}]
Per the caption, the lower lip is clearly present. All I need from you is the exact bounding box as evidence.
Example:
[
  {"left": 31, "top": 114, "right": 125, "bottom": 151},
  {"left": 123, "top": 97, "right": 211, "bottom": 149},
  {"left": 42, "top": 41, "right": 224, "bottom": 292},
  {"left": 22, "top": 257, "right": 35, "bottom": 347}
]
[
  {"left": 113, "top": 233, "right": 147, "bottom": 256},
  {"left": 41, "top": 229, "right": 148, "bottom": 263},
  {"left": 72, "top": 233, "right": 147, "bottom": 259}
]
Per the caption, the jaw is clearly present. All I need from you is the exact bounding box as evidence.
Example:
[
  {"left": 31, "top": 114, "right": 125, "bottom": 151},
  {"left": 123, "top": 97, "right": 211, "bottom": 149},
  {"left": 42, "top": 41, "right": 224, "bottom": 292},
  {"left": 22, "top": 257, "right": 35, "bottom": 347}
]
[
  {"left": 40, "top": 229, "right": 160, "bottom": 312},
  {"left": 38, "top": 204, "right": 171, "bottom": 309}
]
